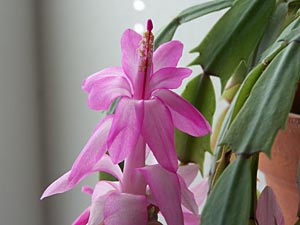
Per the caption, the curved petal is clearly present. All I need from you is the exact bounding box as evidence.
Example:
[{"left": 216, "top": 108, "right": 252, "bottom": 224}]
[
  {"left": 183, "top": 212, "right": 200, "bottom": 225},
  {"left": 40, "top": 155, "right": 122, "bottom": 199},
  {"left": 87, "top": 76, "right": 132, "bottom": 110},
  {"left": 89, "top": 199, "right": 105, "bottom": 225},
  {"left": 121, "top": 29, "right": 142, "bottom": 89},
  {"left": 104, "top": 192, "right": 148, "bottom": 225},
  {"left": 177, "top": 164, "right": 199, "bottom": 187},
  {"left": 153, "top": 40, "right": 183, "bottom": 73},
  {"left": 139, "top": 165, "right": 184, "bottom": 225},
  {"left": 69, "top": 116, "right": 113, "bottom": 182},
  {"left": 256, "top": 186, "right": 284, "bottom": 225},
  {"left": 82, "top": 66, "right": 126, "bottom": 92},
  {"left": 92, "top": 181, "right": 119, "bottom": 202},
  {"left": 148, "top": 67, "right": 192, "bottom": 94},
  {"left": 72, "top": 207, "right": 90, "bottom": 225},
  {"left": 40, "top": 171, "right": 71, "bottom": 199},
  {"left": 81, "top": 185, "right": 93, "bottom": 195},
  {"left": 92, "top": 154, "right": 123, "bottom": 181},
  {"left": 179, "top": 176, "right": 198, "bottom": 214},
  {"left": 154, "top": 89, "right": 211, "bottom": 136},
  {"left": 121, "top": 136, "right": 147, "bottom": 195},
  {"left": 107, "top": 98, "right": 144, "bottom": 164},
  {"left": 191, "top": 178, "right": 209, "bottom": 206},
  {"left": 89, "top": 181, "right": 119, "bottom": 225},
  {"left": 142, "top": 98, "right": 178, "bottom": 172}
]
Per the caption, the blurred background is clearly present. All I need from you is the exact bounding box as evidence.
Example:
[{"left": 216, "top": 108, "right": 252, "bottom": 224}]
[{"left": 0, "top": 0, "right": 226, "bottom": 224}]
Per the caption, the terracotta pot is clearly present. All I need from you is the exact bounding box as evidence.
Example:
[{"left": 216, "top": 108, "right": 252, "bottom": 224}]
[{"left": 259, "top": 113, "right": 300, "bottom": 225}]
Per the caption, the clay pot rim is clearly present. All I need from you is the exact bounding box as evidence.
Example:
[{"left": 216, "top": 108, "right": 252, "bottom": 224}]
[
  {"left": 287, "top": 113, "right": 300, "bottom": 125},
  {"left": 289, "top": 112, "right": 300, "bottom": 118}
]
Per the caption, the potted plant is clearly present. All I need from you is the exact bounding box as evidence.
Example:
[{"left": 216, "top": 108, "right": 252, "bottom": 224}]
[
  {"left": 156, "top": 0, "right": 300, "bottom": 224},
  {"left": 41, "top": 0, "right": 300, "bottom": 224}
]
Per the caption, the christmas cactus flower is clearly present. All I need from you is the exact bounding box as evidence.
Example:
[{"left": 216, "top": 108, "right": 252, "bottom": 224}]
[
  {"left": 41, "top": 19, "right": 211, "bottom": 225},
  {"left": 82, "top": 19, "right": 211, "bottom": 172},
  {"left": 41, "top": 143, "right": 208, "bottom": 225},
  {"left": 68, "top": 163, "right": 206, "bottom": 225}
]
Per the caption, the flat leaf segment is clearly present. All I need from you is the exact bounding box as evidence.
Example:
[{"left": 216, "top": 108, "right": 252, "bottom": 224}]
[
  {"left": 222, "top": 40, "right": 300, "bottom": 156},
  {"left": 190, "top": 0, "right": 275, "bottom": 89},
  {"left": 201, "top": 157, "right": 252, "bottom": 225},
  {"left": 154, "top": 0, "right": 233, "bottom": 48}
]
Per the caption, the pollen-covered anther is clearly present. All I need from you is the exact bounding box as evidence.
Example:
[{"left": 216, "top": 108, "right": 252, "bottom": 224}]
[{"left": 138, "top": 30, "right": 154, "bottom": 72}]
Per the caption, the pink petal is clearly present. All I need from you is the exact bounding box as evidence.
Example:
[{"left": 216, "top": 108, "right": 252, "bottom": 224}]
[
  {"left": 92, "top": 154, "right": 123, "bottom": 181},
  {"left": 87, "top": 76, "right": 132, "bottom": 110},
  {"left": 82, "top": 66, "right": 126, "bottom": 92},
  {"left": 107, "top": 98, "right": 144, "bottom": 164},
  {"left": 154, "top": 89, "right": 211, "bottom": 136},
  {"left": 92, "top": 181, "right": 119, "bottom": 202},
  {"left": 40, "top": 155, "right": 122, "bottom": 199},
  {"left": 89, "top": 181, "right": 119, "bottom": 225},
  {"left": 89, "top": 199, "right": 106, "bottom": 225},
  {"left": 139, "top": 165, "right": 184, "bottom": 225},
  {"left": 40, "top": 172, "right": 71, "bottom": 199},
  {"left": 104, "top": 192, "right": 148, "bottom": 225},
  {"left": 256, "top": 186, "right": 285, "bottom": 225},
  {"left": 142, "top": 99, "right": 178, "bottom": 172},
  {"left": 121, "top": 29, "right": 142, "bottom": 89},
  {"left": 72, "top": 207, "right": 90, "bottom": 225},
  {"left": 69, "top": 116, "right": 113, "bottom": 182},
  {"left": 121, "top": 136, "right": 147, "bottom": 195},
  {"left": 148, "top": 67, "right": 192, "bottom": 93},
  {"left": 179, "top": 176, "right": 199, "bottom": 214},
  {"left": 191, "top": 178, "right": 209, "bottom": 206},
  {"left": 153, "top": 40, "right": 183, "bottom": 73},
  {"left": 183, "top": 212, "right": 200, "bottom": 225},
  {"left": 177, "top": 164, "right": 199, "bottom": 187},
  {"left": 81, "top": 185, "right": 93, "bottom": 195}
]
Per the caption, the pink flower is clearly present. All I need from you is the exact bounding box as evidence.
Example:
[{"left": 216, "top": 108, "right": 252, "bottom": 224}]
[
  {"left": 72, "top": 164, "right": 207, "bottom": 225},
  {"left": 41, "top": 20, "right": 211, "bottom": 225},
  {"left": 40, "top": 154, "right": 123, "bottom": 199},
  {"left": 82, "top": 19, "right": 211, "bottom": 172},
  {"left": 256, "top": 186, "right": 284, "bottom": 225},
  {"left": 42, "top": 152, "right": 207, "bottom": 225}
]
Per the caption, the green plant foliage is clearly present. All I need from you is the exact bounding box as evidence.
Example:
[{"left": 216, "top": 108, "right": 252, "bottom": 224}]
[
  {"left": 201, "top": 157, "right": 252, "bottom": 225},
  {"left": 230, "top": 63, "right": 267, "bottom": 122},
  {"left": 209, "top": 62, "right": 266, "bottom": 186},
  {"left": 190, "top": 0, "right": 275, "bottom": 90},
  {"left": 208, "top": 33, "right": 288, "bottom": 187},
  {"left": 250, "top": 1, "right": 289, "bottom": 66},
  {"left": 154, "top": 0, "right": 233, "bottom": 48},
  {"left": 175, "top": 74, "right": 215, "bottom": 174},
  {"left": 222, "top": 61, "right": 248, "bottom": 102},
  {"left": 259, "top": 16, "right": 300, "bottom": 61},
  {"left": 222, "top": 40, "right": 300, "bottom": 156}
]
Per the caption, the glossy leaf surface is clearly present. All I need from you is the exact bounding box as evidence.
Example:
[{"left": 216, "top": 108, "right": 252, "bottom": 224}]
[
  {"left": 201, "top": 157, "right": 252, "bottom": 225},
  {"left": 190, "top": 0, "right": 275, "bottom": 89},
  {"left": 222, "top": 40, "right": 300, "bottom": 156},
  {"left": 154, "top": 0, "right": 233, "bottom": 48},
  {"left": 251, "top": 2, "right": 289, "bottom": 65}
]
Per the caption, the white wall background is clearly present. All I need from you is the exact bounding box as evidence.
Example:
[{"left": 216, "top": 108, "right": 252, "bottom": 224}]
[
  {"left": 0, "top": 0, "right": 43, "bottom": 225},
  {"left": 0, "top": 1, "right": 225, "bottom": 224}
]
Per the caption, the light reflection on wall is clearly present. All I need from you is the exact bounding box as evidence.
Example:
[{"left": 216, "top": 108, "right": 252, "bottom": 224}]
[
  {"left": 134, "top": 23, "right": 145, "bottom": 34},
  {"left": 133, "top": 0, "right": 146, "bottom": 33},
  {"left": 133, "top": 0, "right": 146, "bottom": 11}
]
